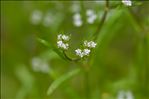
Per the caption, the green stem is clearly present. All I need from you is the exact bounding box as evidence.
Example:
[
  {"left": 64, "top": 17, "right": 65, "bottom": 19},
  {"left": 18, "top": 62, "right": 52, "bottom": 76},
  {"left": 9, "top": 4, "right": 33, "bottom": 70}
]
[
  {"left": 93, "top": 0, "right": 109, "bottom": 41},
  {"left": 63, "top": 51, "right": 80, "bottom": 62},
  {"left": 84, "top": 70, "right": 90, "bottom": 99}
]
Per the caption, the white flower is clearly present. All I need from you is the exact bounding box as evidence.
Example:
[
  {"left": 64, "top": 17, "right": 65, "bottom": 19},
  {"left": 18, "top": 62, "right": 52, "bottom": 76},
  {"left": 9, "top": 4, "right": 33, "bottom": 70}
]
[
  {"left": 57, "top": 34, "right": 70, "bottom": 50},
  {"left": 89, "top": 41, "right": 97, "bottom": 48},
  {"left": 73, "top": 13, "right": 83, "bottom": 27},
  {"left": 57, "top": 40, "right": 63, "bottom": 47},
  {"left": 84, "top": 41, "right": 97, "bottom": 48},
  {"left": 83, "top": 49, "right": 90, "bottom": 56},
  {"left": 57, "top": 34, "right": 70, "bottom": 41},
  {"left": 122, "top": 0, "right": 132, "bottom": 6},
  {"left": 57, "top": 41, "right": 69, "bottom": 50},
  {"left": 75, "top": 49, "right": 84, "bottom": 57},
  {"left": 30, "top": 10, "right": 43, "bottom": 25},
  {"left": 57, "top": 34, "right": 62, "bottom": 40},
  {"left": 64, "top": 43, "right": 69, "bottom": 49},
  {"left": 75, "top": 48, "right": 91, "bottom": 58},
  {"left": 62, "top": 35, "right": 70, "bottom": 41}
]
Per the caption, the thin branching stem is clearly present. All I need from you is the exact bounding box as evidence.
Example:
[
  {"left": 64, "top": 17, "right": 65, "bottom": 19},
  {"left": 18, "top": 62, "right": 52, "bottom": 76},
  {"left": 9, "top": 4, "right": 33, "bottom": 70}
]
[
  {"left": 62, "top": 1, "right": 110, "bottom": 99},
  {"left": 63, "top": 51, "right": 80, "bottom": 62},
  {"left": 83, "top": 1, "right": 110, "bottom": 99},
  {"left": 93, "top": 0, "right": 109, "bottom": 41}
]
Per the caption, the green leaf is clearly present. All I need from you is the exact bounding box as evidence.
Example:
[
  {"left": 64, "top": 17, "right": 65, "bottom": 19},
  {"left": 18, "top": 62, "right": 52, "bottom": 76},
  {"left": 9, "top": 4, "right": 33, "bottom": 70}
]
[
  {"left": 37, "top": 38, "right": 66, "bottom": 60},
  {"left": 47, "top": 68, "right": 81, "bottom": 95},
  {"left": 37, "top": 38, "right": 52, "bottom": 48}
]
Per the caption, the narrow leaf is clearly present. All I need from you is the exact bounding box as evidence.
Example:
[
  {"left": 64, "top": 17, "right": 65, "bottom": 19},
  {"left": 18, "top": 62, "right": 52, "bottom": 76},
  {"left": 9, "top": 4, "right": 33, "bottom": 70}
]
[
  {"left": 47, "top": 68, "right": 81, "bottom": 95},
  {"left": 37, "top": 38, "right": 51, "bottom": 48}
]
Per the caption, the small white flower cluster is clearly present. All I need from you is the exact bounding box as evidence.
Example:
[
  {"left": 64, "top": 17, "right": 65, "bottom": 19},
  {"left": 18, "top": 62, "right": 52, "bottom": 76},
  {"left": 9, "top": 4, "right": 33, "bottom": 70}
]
[
  {"left": 84, "top": 40, "right": 97, "bottom": 48},
  {"left": 73, "top": 9, "right": 97, "bottom": 27},
  {"left": 31, "top": 57, "right": 50, "bottom": 73},
  {"left": 75, "top": 41, "right": 97, "bottom": 58},
  {"left": 122, "top": 0, "right": 132, "bottom": 6},
  {"left": 57, "top": 34, "right": 70, "bottom": 50},
  {"left": 117, "top": 90, "right": 134, "bottom": 99},
  {"left": 57, "top": 34, "right": 97, "bottom": 58},
  {"left": 75, "top": 49, "right": 91, "bottom": 58}
]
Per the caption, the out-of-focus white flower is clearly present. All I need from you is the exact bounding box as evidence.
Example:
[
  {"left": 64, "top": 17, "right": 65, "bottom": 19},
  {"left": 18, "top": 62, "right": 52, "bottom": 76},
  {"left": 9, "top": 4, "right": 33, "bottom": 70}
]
[
  {"left": 74, "top": 19, "right": 83, "bottom": 27},
  {"left": 117, "top": 90, "right": 134, "bottom": 99},
  {"left": 122, "top": 0, "right": 132, "bottom": 6},
  {"left": 86, "top": 9, "right": 94, "bottom": 17},
  {"left": 86, "top": 9, "right": 97, "bottom": 24},
  {"left": 43, "top": 13, "right": 53, "bottom": 27},
  {"left": 87, "top": 15, "right": 97, "bottom": 24},
  {"left": 84, "top": 41, "right": 97, "bottom": 48},
  {"left": 57, "top": 34, "right": 70, "bottom": 50},
  {"left": 126, "top": 91, "right": 134, "bottom": 99},
  {"left": 117, "top": 90, "right": 125, "bottom": 99},
  {"left": 31, "top": 57, "right": 49, "bottom": 73},
  {"left": 73, "top": 13, "right": 83, "bottom": 27},
  {"left": 30, "top": 10, "right": 43, "bottom": 25},
  {"left": 73, "top": 13, "right": 81, "bottom": 20}
]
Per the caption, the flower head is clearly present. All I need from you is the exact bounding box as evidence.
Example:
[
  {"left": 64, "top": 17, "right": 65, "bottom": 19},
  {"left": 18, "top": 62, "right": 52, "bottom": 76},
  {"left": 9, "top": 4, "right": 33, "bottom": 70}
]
[
  {"left": 57, "top": 34, "right": 70, "bottom": 50},
  {"left": 75, "top": 48, "right": 91, "bottom": 58},
  {"left": 83, "top": 49, "right": 90, "bottom": 56},
  {"left": 122, "top": 0, "right": 132, "bottom": 6},
  {"left": 75, "top": 40, "right": 96, "bottom": 58},
  {"left": 57, "top": 41, "right": 69, "bottom": 50},
  {"left": 57, "top": 34, "right": 70, "bottom": 41},
  {"left": 84, "top": 40, "right": 97, "bottom": 48},
  {"left": 75, "top": 49, "right": 84, "bottom": 57}
]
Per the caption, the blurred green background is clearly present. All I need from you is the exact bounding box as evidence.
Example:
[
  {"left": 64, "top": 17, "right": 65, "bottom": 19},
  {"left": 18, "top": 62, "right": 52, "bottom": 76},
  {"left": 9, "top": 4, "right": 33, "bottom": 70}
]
[{"left": 1, "top": 1, "right": 149, "bottom": 99}]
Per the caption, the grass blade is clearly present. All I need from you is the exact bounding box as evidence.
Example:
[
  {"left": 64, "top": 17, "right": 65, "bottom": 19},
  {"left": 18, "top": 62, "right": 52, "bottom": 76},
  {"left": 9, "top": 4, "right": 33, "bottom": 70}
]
[
  {"left": 37, "top": 38, "right": 52, "bottom": 48},
  {"left": 47, "top": 68, "right": 81, "bottom": 95},
  {"left": 37, "top": 38, "right": 66, "bottom": 60}
]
